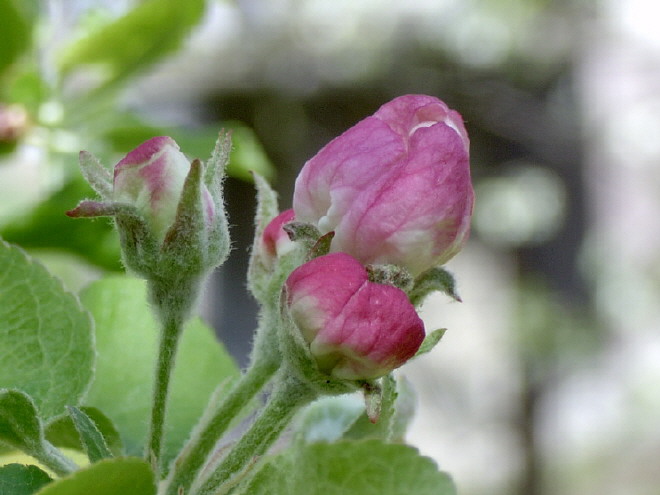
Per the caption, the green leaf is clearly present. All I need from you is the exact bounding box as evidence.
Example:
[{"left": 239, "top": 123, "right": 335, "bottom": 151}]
[
  {"left": 4, "top": 68, "right": 49, "bottom": 115},
  {"left": 0, "top": 390, "right": 43, "bottom": 454},
  {"left": 295, "top": 395, "right": 364, "bottom": 444},
  {"left": 227, "top": 124, "right": 276, "bottom": 182},
  {"left": 65, "top": 406, "right": 112, "bottom": 463},
  {"left": 241, "top": 439, "right": 456, "bottom": 495},
  {"left": 45, "top": 406, "right": 123, "bottom": 457},
  {"left": 0, "top": 175, "right": 122, "bottom": 271},
  {"left": 59, "top": 0, "right": 206, "bottom": 87},
  {"left": 0, "top": 464, "right": 52, "bottom": 495},
  {"left": 0, "top": 390, "right": 78, "bottom": 476},
  {"left": 33, "top": 457, "right": 155, "bottom": 495},
  {"left": 0, "top": 240, "right": 95, "bottom": 420},
  {"left": 79, "top": 276, "right": 239, "bottom": 464},
  {"left": 0, "top": 0, "right": 34, "bottom": 78}
]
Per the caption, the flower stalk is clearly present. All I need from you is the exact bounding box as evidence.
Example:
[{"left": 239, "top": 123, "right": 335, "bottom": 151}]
[
  {"left": 191, "top": 369, "right": 317, "bottom": 495},
  {"left": 163, "top": 354, "right": 279, "bottom": 495}
]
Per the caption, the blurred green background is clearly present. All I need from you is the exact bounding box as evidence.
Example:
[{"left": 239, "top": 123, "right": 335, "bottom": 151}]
[{"left": 1, "top": 1, "right": 658, "bottom": 494}]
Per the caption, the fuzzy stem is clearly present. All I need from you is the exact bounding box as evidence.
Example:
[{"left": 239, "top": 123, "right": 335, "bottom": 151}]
[
  {"left": 32, "top": 440, "right": 78, "bottom": 477},
  {"left": 163, "top": 357, "right": 279, "bottom": 495},
  {"left": 192, "top": 370, "right": 316, "bottom": 495},
  {"left": 163, "top": 296, "right": 285, "bottom": 494},
  {"left": 146, "top": 313, "right": 184, "bottom": 475}
]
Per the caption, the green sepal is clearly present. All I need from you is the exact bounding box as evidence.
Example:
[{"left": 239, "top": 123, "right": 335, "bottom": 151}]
[
  {"left": 282, "top": 222, "right": 322, "bottom": 250},
  {"left": 366, "top": 264, "right": 414, "bottom": 292},
  {"left": 203, "top": 131, "right": 231, "bottom": 266},
  {"left": 161, "top": 159, "right": 208, "bottom": 273},
  {"left": 414, "top": 328, "right": 447, "bottom": 358},
  {"left": 246, "top": 172, "right": 281, "bottom": 300},
  {"left": 78, "top": 151, "right": 112, "bottom": 200},
  {"left": 65, "top": 406, "right": 113, "bottom": 463},
  {"left": 409, "top": 267, "right": 461, "bottom": 307},
  {"left": 307, "top": 231, "right": 334, "bottom": 260},
  {"left": 112, "top": 204, "right": 160, "bottom": 277}
]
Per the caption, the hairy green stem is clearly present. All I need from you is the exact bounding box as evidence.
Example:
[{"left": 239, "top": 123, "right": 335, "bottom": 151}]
[
  {"left": 163, "top": 358, "right": 279, "bottom": 495},
  {"left": 163, "top": 299, "right": 284, "bottom": 494},
  {"left": 146, "top": 313, "right": 184, "bottom": 475},
  {"left": 192, "top": 370, "right": 316, "bottom": 495},
  {"left": 33, "top": 440, "right": 78, "bottom": 477}
]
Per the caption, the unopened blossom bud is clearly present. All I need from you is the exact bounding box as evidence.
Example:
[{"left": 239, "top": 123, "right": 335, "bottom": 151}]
[
  {"left": 113, "top": 136, "right": 214, "bottom": 243},
  {"left": 67, "top": 134, "right": 231, "bottom": 293},
  {"left": 261, "top": 209, "right": 296, "bottom": 264},
  {"left": 285, "top": 252, "right": 425, "bottom": 381},
  {"left": 293, "top": 94, "right": 474, "bottom": 276}
]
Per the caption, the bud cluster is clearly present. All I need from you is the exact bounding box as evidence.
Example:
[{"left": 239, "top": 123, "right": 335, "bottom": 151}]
[{"left": 265, "top": 95, "right": 474, "bottom": 384}]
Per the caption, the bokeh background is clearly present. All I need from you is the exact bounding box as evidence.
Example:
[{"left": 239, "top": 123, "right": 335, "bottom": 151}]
[{"left": 1, "top": 1, "right": 659, "bottom": 494}]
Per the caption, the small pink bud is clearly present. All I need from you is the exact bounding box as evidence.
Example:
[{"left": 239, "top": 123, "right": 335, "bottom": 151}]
[
  {"left": 293, "top": 94, "right": 474, "bottom": 275},
  {"left": 113, "top": 137, "right": 214, "bottom": 242},
  {"left": 261, "top": 209, "right": 296, "bottom": 263},
  {"left": 285, "top": 252, "right": 425, "bottom": 380}
]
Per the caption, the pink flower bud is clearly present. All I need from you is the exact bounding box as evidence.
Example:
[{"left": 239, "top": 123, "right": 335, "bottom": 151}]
[
  {"left": 114, "top": 136, "right": 214, "bottom": 242},
  {"left": 285, "top": 252, "right": 425, "bottom": 380},
  {"left": 293, "top": 94, "right": 474, "bottom": 276},
  {"left": 261, "top": 209, "right": 296, "bottom": 263}
]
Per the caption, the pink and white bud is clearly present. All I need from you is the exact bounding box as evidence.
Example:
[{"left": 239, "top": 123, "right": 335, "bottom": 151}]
[
  {"left": 113, "top": 136, "right": 214, "bottom": 242},
  {"left": 261, "top": 209, "right": 296, "bottom": 264},
  {"left": 293, "top": 94, "right": 474, "bottom": 276},
  {"left": 285, "top": 252, "right": 425, "bottom": 380}
]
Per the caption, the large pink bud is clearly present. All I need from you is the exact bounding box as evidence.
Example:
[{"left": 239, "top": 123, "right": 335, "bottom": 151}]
[
  {"left": 285, "top": 252, "right": 425, "bottom": 380},
  {"left": 293, "top": 94, "right": 474, "bottom": 276},
  {"left": 113, "top": 136, "right": 214, "bottom": 243}
]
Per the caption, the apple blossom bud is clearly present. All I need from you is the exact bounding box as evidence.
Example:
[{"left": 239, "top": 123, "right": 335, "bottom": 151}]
[
  {"left": 113, "top": 136, "right": 214, "bottom": 243},
  {"left": 67, "top": 134, "right": 231, "bottom": 296},
  {"left": 261, "top": 209, "right": 296, "bottom": 264},
  {"left": 293, "top": 94, "right": 474, "bottom": 276},
  {"left": 285, "top": 252, "right": 425, "bottom": 381}
]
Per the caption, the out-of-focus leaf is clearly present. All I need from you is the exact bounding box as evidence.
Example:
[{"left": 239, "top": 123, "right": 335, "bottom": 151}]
[
  {"left": 33, "top": 457, "right": 155, "bottom": 495},
  {"left": 0, "top": 0, "right": 35, "bottom": 78},
  {"left": 104, "top": 121, "right": 276, "bottom": 181},
  {"left": 295, "top": 395, "right": 364, "bottom": 444},
  {"left": 4, "top": 69, "right": 48, "bottom": 116},
  {"left": 0, "top": 174, "right": 122, "bottom": 271},
  {"left": 59, "top": 0, "right": 206, "bottom": 87}
]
